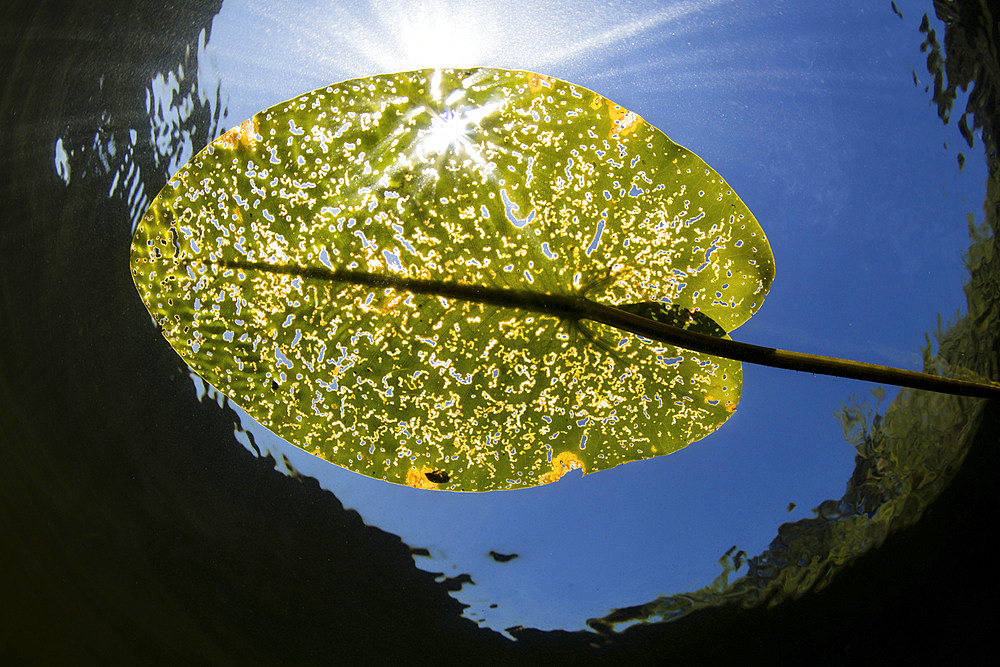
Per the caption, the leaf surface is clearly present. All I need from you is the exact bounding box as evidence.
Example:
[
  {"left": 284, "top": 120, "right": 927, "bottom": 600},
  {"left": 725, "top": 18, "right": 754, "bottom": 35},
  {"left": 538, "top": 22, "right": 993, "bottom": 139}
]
[{"left": 131, "top": 67, "right": 774, "bottom": 491}]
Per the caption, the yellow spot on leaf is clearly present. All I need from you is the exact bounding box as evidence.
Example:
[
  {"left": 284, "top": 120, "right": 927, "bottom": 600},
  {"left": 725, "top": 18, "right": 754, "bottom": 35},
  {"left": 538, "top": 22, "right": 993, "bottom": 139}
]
[
  {"left": 539, "top": 451, "right": 586, "bottom": 485},
  {"left": 219, "top": 116, "right": 259, "bottom": 151},
  {"left": 527, "top": 72, "right": 554, "bottom": 95},
  {"left": 405, "top": 466, "right": 441, "bottom": 489},
  {"left": 617, "top": 112, "right": 639, "bottom": 138},
  {"left": 604, "top": 101, "right": 639, "bottom": 138}
]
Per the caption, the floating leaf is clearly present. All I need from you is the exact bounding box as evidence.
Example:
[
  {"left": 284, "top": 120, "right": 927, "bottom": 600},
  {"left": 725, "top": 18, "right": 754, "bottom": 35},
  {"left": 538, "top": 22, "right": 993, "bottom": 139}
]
[{"left": 131, "top": 67, "right": 775, "bottom": 491}]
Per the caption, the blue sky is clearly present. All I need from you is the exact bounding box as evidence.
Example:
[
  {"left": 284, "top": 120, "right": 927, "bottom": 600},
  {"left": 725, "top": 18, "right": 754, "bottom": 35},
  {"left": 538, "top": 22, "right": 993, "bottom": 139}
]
[{"left": 161, "top": 0, "right": 986, "bottom": 634}]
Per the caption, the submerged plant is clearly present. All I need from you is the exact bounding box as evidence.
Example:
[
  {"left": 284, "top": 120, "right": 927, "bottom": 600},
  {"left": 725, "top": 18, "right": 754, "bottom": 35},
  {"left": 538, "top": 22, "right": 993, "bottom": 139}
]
[{"left": 131, "top": 67, "right": 999, "bottom": 492}]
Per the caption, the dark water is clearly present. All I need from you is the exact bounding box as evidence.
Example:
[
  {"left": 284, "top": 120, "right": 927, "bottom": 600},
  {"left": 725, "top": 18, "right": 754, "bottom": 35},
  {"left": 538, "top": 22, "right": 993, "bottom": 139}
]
[{"left": 2, "top": 0, "right": 999, "bottom": 663}]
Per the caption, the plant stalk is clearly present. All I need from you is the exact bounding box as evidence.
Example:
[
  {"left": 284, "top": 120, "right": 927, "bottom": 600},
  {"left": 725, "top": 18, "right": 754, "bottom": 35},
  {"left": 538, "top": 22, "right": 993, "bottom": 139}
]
[
  {"left": 214, "top": 259, "right": 1000, "bottom": 400},
  {"left": 584, "top": 301, "right": 1000, "bottom": 400}
]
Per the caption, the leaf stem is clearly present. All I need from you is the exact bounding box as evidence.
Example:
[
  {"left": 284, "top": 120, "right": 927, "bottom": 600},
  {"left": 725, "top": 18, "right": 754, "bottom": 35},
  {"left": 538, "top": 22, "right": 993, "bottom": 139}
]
[
  {"left": 214, "top": 259, "right": 1000, "bottom": 400},
  {"left": 583, "top": 301, "right": 1000, "bottom": 400}
]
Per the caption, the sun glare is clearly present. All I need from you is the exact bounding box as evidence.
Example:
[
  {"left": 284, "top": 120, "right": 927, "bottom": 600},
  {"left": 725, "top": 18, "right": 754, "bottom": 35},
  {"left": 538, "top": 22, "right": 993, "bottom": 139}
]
[
  {"left": 347, "top": 0, "right": 727, "bottom": 74},
  {"left": 411, "top": 75, "right": 508, "bottom": 173},
  {"left": 421, "top": 110, "right": 472, "bottom": 154},
  {"left": 368, "top": 1, "right": 496, "bottom": 69},
  {"left": 418, "top": 101, "right": 504, "bottom": 154}
]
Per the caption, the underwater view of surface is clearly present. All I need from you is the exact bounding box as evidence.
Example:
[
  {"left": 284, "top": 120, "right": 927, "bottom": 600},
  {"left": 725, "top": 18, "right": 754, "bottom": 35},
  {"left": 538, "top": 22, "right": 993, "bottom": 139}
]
[{"left": 3, "top": 0, "right": 999, "bottom": 663}]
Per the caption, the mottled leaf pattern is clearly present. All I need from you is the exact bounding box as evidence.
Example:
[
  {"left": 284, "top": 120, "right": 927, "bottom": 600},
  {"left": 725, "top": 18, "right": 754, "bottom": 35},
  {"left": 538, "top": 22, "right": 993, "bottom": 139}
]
[{"left": 131, "top": 67, "right": 774, "bottom": 491}]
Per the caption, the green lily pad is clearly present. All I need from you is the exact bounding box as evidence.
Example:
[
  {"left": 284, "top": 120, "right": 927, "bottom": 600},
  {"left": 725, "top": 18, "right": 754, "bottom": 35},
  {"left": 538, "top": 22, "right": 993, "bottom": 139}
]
[{"left": 131, "top": 67, "right": 774, "bottom": 491}]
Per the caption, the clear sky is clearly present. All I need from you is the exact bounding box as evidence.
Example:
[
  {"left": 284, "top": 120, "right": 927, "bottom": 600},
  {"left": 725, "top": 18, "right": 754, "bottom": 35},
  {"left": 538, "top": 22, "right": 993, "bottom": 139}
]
[{"left": 164, "top": 0, "right": 987, "bottom": 634}]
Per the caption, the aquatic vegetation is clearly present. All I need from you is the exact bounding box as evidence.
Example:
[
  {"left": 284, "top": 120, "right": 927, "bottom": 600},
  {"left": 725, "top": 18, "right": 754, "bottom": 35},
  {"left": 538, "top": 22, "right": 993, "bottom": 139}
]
[{"left": 131, "top": 67, "right": 998, "bottom": 492}]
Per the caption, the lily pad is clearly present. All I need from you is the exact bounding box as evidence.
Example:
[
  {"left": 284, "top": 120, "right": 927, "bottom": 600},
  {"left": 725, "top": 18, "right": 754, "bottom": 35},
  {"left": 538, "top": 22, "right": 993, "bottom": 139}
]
[{"left": 131, "top": 67, "right": 774, "bottom": 491}]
